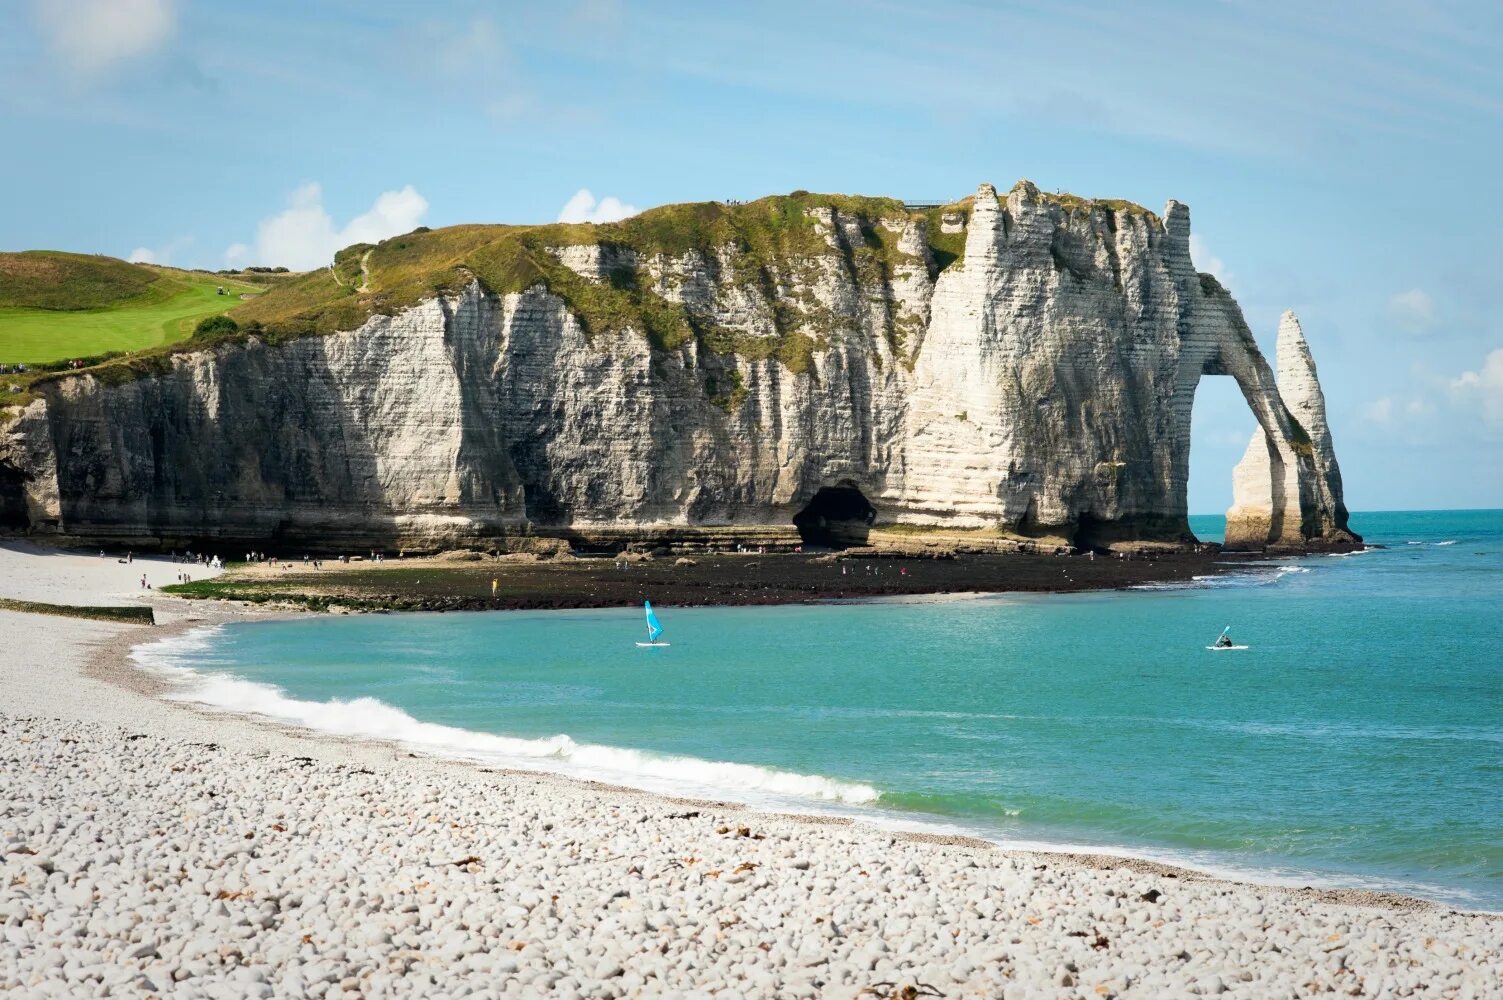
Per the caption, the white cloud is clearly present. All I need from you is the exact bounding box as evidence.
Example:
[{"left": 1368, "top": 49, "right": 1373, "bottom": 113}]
[
  {"left": 402, "top": 16, "right": 538, "bottom": 124},
  {"left": 570, "top": 0, "right": 624, "bottom": 29},
  {"left": 557, "top": 189, "right": 639, "bottom": 224},
  {"left": 441, "top": 16, "right": 505, "bottom": 76},
  {"left": 1188, "top": 234, "right": 1232, "bottom": 287},
  {"left": 1364, "top": 397, "right": 1394, "bottom": 424},
  {"left": 1448, "top": 348, "right": 1503, "bottom": 425},
  {"left": 411, "top": 15, "right": 507, "bottom": 87},
  {"left": 225, "top": 183, "right": 429, "bottom": 271},
  {"left": 32, "top": 0, "right": 176, "bottom": 74},
  {"left": 1388, "top": 288, "right": 1436, "bottom": 332},
  {"left": 126, "top": 235, "right": 191, "bottom": 267}
]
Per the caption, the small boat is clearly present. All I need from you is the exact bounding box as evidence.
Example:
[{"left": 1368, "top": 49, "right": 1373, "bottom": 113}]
[
  {"left": 1206, "top": 625, "right": 1248, "bottom": 651},
  {"left": 636, "top": 599, "right": 670, "bottom": 647}
]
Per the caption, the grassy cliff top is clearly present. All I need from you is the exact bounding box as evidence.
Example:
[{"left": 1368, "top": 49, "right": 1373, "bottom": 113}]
[
  {"left": 1034, "top": 191, "right": 1158, "bottom": 220},
  {"left": 0, "top": 254, "right": 261, "bottom": 367},
  {"left": 229, "top": 191, "right": 926, "bottom": 342},
  {"left": 0, "top": 251, "right": 292, "bottom": 312},
  {"left": 2, "top": 184, "right": 1163, "bottom": 411},
  {"left": 0, "top": 251, "right": 176, "bottom": 311},
  {"left": 231, "top": 184, "right": 1157, "bottom": 338}
]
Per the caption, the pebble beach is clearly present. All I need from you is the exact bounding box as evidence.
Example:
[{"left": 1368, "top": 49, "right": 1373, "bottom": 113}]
[{"left": 2, "top": 545, "right": 1501, "bottom": 998}]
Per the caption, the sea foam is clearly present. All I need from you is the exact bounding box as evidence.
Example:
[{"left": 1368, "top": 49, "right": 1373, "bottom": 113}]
[{"left": 132, "top": 631, "right": 880, "bottom": 808}]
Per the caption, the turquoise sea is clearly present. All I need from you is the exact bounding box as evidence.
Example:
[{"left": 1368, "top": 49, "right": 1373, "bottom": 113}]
[{"left": 137, "top": 510, "right": 1503, "bottom": 910}]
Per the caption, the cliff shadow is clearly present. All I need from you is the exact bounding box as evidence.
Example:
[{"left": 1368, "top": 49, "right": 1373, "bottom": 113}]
[
  {"left": 793, "top": 484, "right": 875, "bottom": 549},
  {"left": 0, "top": 461, "right": 29, "bottom": 532}
]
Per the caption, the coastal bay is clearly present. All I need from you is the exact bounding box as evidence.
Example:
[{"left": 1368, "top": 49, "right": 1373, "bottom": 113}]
[
  {"left": 6, "top": 4, "right": 1499, "bottom": 995},
  {"left": 3, "top": 516, "right": 1501, "bottom": 997}
]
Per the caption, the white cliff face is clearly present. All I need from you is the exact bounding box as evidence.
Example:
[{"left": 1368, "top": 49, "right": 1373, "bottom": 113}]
[
  {"left": 896, "top": 184, "right": 1339, "bottom": 548},
  {"left": 0, "top": 184, "right": 1356, "bottom": 550},
  {"left": 1226, "top": 311, "right": 1356, "bottom": 550},
  {"left": 1274, "top": 311, "right": 1349, "bottom": 533},
  {"left": 2, "top": 292, "right": 526, "bottom": 547}
]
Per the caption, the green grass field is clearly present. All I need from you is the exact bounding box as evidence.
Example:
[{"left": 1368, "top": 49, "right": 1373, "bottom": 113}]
[{"left": 0, "top": 252, "right": 261, "bottom": 364}]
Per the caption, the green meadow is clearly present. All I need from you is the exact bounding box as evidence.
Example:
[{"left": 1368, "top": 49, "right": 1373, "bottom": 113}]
[{"left": 0, "top": 252, "right": 261, "bottom": 364}]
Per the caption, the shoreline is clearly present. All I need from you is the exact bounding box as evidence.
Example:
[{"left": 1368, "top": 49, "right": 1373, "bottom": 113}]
[
  {"left": 5, "top": 548, "right": 1500, "bottom": 996},
  {"left": 110, "top": 608, "right": 1492, "bottom": 918}
]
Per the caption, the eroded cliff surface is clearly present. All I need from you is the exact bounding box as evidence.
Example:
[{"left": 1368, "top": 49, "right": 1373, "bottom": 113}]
[
  {"left": 0, "top": 182, "right": 1357, "bottom": 551},
  {"left": 1225, "top": 311, "right": 1357, "bottom": 550}
]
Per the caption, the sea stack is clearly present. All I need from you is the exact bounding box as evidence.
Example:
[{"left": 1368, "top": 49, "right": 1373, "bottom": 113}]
[{"left": 1225, "top": 311, "right": 1359, "bottom": 550}]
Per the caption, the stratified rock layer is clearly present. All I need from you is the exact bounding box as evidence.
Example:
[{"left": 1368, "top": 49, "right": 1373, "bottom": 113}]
[
  {"left": 1225, "top": 311, "right": 1357, "bottom": 550},
  {"left": 1, "top": 183, "right": 1356, "bottom": 551}
]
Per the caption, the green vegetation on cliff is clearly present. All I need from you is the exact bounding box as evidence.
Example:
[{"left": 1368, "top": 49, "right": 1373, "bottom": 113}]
[
  {"left": 1037, "top": 191, "right": 1158, "bottom": 221},
  {"left": 920, "top": 199, "right": 972, "bottom": 272},
  {"left": 1, "top": 251, "right": 165, "bottom": 311},
  {"left": 0, "top": 252, "right": 260, "bottom": 365},
  {"left": 231, "top": 192, "right": 940, "bottom": 374},
  {"left": 1, "top": 183, "right": 1160, "bottom": 406}
]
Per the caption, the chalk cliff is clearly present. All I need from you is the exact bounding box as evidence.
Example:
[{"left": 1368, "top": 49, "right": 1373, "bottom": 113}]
[
  {"left": 0, "top": 182, "right": 1358, "bottom": 551},
  {"left": 1225, "top": 311, "right": 1357, "bottom": 550}
]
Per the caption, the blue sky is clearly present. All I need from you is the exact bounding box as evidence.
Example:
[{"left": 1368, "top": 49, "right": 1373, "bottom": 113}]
[{"left": 2, "top": 0, "right": 1500, "bottom": 514}]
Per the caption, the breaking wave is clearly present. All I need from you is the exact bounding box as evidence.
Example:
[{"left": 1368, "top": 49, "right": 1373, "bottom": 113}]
[
  {"left": 1134, "top": 562, "right": 1314, "bottom": 591},
  {"left": 131, "top": 630, "right": 880, "bottom": 808}
]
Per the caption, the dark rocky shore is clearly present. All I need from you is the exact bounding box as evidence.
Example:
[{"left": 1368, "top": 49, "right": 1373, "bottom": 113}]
[{"left": 168, "top": 549, "right": 1278, "bottom": 613}]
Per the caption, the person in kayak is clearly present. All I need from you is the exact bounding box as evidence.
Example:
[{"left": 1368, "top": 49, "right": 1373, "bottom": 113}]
[{"left": 1215, "top": 632, "right": 1234, "bottom": 648}]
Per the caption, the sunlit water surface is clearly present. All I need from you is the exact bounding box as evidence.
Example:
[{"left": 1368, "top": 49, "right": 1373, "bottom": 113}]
[{"left": 136, "top": 510, "right": 1503, "bottom": 909}]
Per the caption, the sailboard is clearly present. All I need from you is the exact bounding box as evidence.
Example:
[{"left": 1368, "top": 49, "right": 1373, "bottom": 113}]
[
  {"left": 1206, "top": 625, "right": 1248, "bottom": 651},
  {"left": 636, "top": 599, "right": 670, "bottom": 647}
]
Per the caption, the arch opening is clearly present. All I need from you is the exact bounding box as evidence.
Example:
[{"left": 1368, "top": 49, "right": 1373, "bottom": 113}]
[
  {"left": 792, "top": 485, "right": 875, "bottom": 549},
  {"left": 1186, "top": 374, "right": 1255, "bottom": 544}
]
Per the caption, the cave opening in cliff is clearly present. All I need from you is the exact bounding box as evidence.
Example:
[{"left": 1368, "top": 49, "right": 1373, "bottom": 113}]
[
  {"left": 0, "top": 462, "right": 28, "bottom": 532},
  {"left": 793, "top": 485, "right": 876, "bottom": 549}
]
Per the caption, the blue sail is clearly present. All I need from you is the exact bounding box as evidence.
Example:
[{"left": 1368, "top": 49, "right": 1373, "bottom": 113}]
[{"left": 644, "top": 600, "right": 663, "bottom": 642}]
